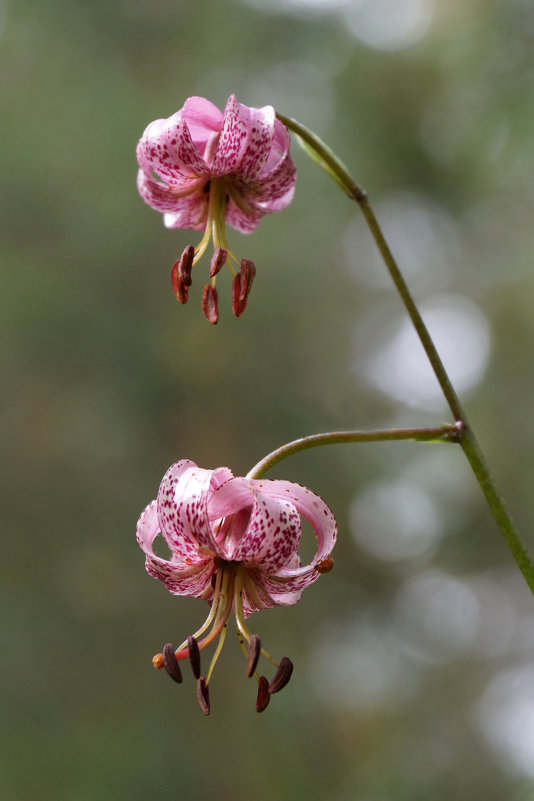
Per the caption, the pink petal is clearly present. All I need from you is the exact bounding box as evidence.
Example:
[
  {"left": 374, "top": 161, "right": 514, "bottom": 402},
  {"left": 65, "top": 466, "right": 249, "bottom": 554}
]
[
  {"left": 244, "top": 550, "right": 304, "bottom": 612},
  {"left": 136, "top": 500, "right": 214, "bottom": 597},
  {"left": 182, "top": 96, "right": 224, "bottom": 155},
  {"left": 259, "top": 118, "right": 291, "bottom": 175},
  {"left": 245, "top": 152, "right": 297, "bottom": 209},
  {"left": 238, "top": 496, "right": 301, "bottom": 571},
  {"left": 257, "top": 480, "right": 337, "bottom": 557},
  {"left": 247, "top": 479, "right": 338, "bottom": 592},
  {"left": 224, "top": 196, "right": 264, "bottom": 233},
  {"left": 137, "top": 111, "right": 210, "bottom": 187},
  {"left": 163, "top": 196, "right": 209, "bottom": 231},
  {"left": 211, "top": 95, "right": 276, "bottom": 181},
  {"left": 209, "top": 477, "right": 303, "bottom": 570},
  {"left": 137, "top": 169, "right": 206, "bottom": 214},
  {"left": 157, "top": 460, "right": 232, "bottom": 556}
]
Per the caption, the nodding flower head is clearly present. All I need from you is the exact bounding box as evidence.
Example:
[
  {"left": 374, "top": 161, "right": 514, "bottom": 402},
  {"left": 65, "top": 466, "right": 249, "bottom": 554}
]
[
  {"left": 136, "top": 94, "right": 297, "bottom": 323},
  {"left": 136, "top": 460, "right": 337, "bottom": 715}
]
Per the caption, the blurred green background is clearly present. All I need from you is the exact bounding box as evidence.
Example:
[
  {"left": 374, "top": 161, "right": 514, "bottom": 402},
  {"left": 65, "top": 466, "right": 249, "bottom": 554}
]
[{"left": 3, "top": 0, "right": 534, "bottom": 799}]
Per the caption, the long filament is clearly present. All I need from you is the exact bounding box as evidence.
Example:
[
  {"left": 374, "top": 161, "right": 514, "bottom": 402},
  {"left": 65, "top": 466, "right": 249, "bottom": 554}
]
[
  {"left": 234, "top": 571, "right": 278, "bottom": 668},
  {"left": 174, "top": 568, "right": 224, "bottom": 657},
  {"left": 206, "top": 623, "right": 228, "bottom": 684}
]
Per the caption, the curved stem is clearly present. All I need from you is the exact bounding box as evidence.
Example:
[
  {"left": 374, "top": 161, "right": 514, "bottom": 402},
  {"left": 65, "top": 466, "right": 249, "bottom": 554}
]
[
  {"left": 275, "top": 111, "right": 534, "bottom": 595},
  {"left": 247, "top": 424, "right": 462, "bottom": 480}
]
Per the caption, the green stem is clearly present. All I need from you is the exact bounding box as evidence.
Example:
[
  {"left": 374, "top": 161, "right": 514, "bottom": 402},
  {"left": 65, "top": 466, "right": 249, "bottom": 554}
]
[
  {"left": 274, "top": 111, "right": 534, "bottom": 595},
  {"left": 247, "top": 424, "right": 462, "bottom": 480}
]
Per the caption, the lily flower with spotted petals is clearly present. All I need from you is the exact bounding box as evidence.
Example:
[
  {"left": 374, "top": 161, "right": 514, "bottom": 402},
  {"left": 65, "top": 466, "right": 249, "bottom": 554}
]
[
  {"left": 136, "top": 94, "right": 297, "bottom": 323},
  {"left": 136, "top": 459, "right": 336, "bottom": 715}
]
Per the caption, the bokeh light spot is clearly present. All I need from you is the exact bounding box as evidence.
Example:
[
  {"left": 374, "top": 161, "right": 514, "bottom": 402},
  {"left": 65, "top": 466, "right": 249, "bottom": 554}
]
[{"left": 350, "top": 479, "right": 441, "bottom": 562}]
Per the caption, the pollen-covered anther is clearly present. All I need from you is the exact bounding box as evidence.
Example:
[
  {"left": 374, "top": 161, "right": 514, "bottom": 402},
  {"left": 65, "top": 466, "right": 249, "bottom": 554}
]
[
  {"left": 162, "top": 642, "right": 183, "bottom": 684},
  {"left": 171, "top": 245, "right": 195, "bottom": 304},
  {"left": 316, "top": 555, "right": 335, "bottom": 574},
  {"left": 152, "top": 652, "right": 164, "bottom": 670},
  {"left": 232, "top": 259, "right": 256, "bottom": 318},
  {"left": 202, "top": 284, "right": 219, "bottom": 324},
  {"left": 255, "top": 676, "right": 271, "bottom": 713},
  {"left": 246, "top": 634, "right": 262, "bottom": 678},
  {"left": 209, "top": 246, "right": 227, "bottom": 277},
  {"left": 268, "top": 656, "right": 294, "bottom": 694},
  {"left": 197, "top": 676, "right": 211, "bottom": 716},
  {"left": 187, "top": 635, "right": 201, "bottom": 679}
]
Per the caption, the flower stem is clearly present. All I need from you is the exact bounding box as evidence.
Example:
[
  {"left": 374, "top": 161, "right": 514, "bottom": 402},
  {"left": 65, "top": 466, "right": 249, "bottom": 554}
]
[
  {"left": 247, "top": 424, "right": 462, "bottom": 480},
  {"left": 275, "top": 111, "right": 534, "bottom": 595}
]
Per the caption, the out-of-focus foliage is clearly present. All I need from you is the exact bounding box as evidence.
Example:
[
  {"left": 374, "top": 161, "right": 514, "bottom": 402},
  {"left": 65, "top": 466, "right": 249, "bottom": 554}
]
[{"left": 2, "top": 0, "right": 534, "bottom": 799}]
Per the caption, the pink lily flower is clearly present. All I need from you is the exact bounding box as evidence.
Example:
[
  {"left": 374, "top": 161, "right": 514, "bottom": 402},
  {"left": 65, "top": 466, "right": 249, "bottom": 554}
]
[
  {"left": 136, "top": 459, "right": 337, "bottom": 714},
  {"left": 136, "top": 94, "right": 297, "bottom": 323}
]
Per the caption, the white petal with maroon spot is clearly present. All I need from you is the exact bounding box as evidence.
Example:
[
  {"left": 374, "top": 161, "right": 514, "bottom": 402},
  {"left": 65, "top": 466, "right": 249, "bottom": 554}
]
[
  {"left": 157, "top": 461, "right": 220, "bottom": 555},
  {"left": 211, "top": 95, "right": 275, "bottom": 181},
  {"left": 136, "top": 169, "right": 206, "bottom": 214},
  {"left": 235, "top": 492, "right": 301, "bottom": 572},
  {"left": 137, "top": 112, "right": 210, "bottom": 186},
  {"left": 136, "top": 500, "right": 214, "bottom": 597}
]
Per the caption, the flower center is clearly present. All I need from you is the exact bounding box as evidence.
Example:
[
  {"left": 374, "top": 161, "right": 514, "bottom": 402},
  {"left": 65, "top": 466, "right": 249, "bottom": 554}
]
[
  {"left": 152, "top": 558, "right": 293, "bottom": 715},
  {"left": 171, "top": 177, "right": 256, "bottom": 324}
]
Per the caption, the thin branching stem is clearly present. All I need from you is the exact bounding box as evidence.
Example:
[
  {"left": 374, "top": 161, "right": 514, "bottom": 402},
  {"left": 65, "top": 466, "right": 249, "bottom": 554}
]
[
  {"left": 247, "top": 425, "right": 462, "bottom": 480},
  {"left": 263, "top": 111, "right": 534, "bottom": 595}
]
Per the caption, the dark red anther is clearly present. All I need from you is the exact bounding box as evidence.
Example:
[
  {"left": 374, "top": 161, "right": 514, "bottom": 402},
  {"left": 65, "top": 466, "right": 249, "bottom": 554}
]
[
  {"left": 162, "top": 643, "right": 183, "bottom": 684},
  {"left": 268, "top": 657, "right": 293, "bottom": 694},
  {"left": 197, "top": 677, "right": 210, "bottom": 716},
  {"left": 178, "top": 245, "right": 195, "bottom": 286},
  {"left": 171, "top": 260, "right": 188, "bottom": 304},
  {"left": 255, "top": 676, "right": 270, "bottom": 713},
  {"left": 171, "top": 245, "right": 195, "bottom": 304},
  {"left": 209, "top": 247, "right": 227, "bottom": 277},
  {"left": 246, "top": 634, "right": 261, "bottom": 678},
  {"left": 187, "top": 635, "right": 201, "bottom": 679},
  {"left": 202, "top": 284, "right": 219, "bottom": 324},
  {"left": 232, "top": 259, "right": 256, "bottom": 318}
]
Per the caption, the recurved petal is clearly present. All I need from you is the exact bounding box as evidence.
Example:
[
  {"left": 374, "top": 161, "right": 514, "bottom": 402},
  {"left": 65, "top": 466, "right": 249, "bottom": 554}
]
[
  {"left": 182, "top": 96, "right": 224, "bottom": 153},
  {"left": 157, "top": 460, "right": 233, "bottom": 555},
  {"left": 247, "top": 479, "right": 337, "bottom": 592},
  {"left": 163, "top": 195, "right": 209, "bottom": 230},
  {"left": 256, "top": 479, "right": 337, "bottom": 559},
  {"left": 224, "top": 196, "right": 264, "bottom": 233},
  {"left": 137, "top": 111, "right": 210, "bottom": 186},
  {"left": 244, "top": 151, "right": 297, "bottom": 209},
  {"left": 211, "top": 95, "right": 276, "bottom": 181},
  {"left": 136, "top": 500, "right": 214, "bottom": 597},
  {"left": 250, "top": 552, "right": 303, "bottom": 606},
  {"left": 208, "top": 477, "right": 302, "bottom": 571},
  {"left": 261, "top": 118, "right": 292, "bottom": 173},
  {"left": 137, "top": 169, "right": 206, "bottom": 214}
]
